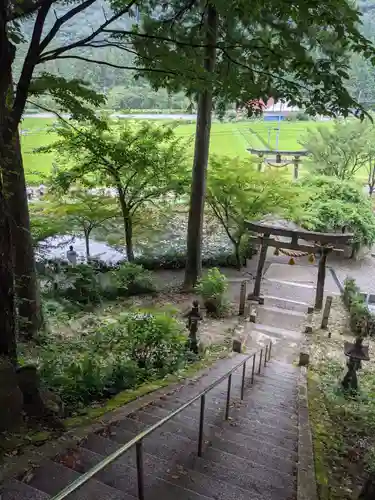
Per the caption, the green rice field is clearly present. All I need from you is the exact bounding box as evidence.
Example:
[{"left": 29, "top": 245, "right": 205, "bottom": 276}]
[{"left": 20, "top": 117, "right": 330, "bottom": 183}]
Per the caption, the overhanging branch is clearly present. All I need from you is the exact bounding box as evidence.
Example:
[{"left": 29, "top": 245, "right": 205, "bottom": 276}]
[
  {"left": 39, "top": 0, "right": 138, "bottom": 60},
  {"left": 39, "top": 0, "right": 96, "bottom": 52}
]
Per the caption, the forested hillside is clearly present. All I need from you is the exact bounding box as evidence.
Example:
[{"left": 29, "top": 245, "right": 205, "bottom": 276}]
[{"left": 14, "top": 0, "right": 375, "bottom": 111}]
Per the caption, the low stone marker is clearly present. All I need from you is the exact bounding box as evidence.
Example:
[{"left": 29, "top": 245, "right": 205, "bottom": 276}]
[
  {"left": 305, "top": 307, "right": 314, "bottom": 333},
  {"left": 321, "top": 295, "right": 333, "bottom": 329},
  {"left": 299, "top": 351, "right": 309, "bottom": 366},
  {"left": 238, "top": 280, "right": 247, "bottom": 316}
]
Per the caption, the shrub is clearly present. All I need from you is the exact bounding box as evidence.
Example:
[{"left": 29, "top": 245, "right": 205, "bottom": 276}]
[
  {"left": 111, "top": 263, "right": 157, "bottom": 296},
  {"left": 25, "top": 310, "right": 188, "bottom": 411},
  {"left": 343, "top": 278, "right": 375, "bottom": 337},
  {"left": 120, "top": 312, "right": 187, "bottom": 375},
  {"left": 196, "top": 268, "right": 228, "bottom": 316},
  {"left": 134, "top": 246, "right": 256, "bottom": 270},
  {"left": 58, "top": 264, "right": 102, "bottom": 305}
]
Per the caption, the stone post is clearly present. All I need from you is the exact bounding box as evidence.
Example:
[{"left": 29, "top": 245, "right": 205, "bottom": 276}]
[
  {"left": 239, "top": 280, "right": 247, "bottom": 316},
  {"left": 321, "top": 296, "right": 333, "bottom": 329},
  {"left": 315, "top": 248, "right": 330, "bottom": 310}
]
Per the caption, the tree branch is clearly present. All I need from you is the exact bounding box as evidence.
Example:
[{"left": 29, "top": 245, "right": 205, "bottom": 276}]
[
  {"left": 9, "top": 0, "right": 52, "bottom": 137},
  {"left": 39, "top": 0, "right": 96, "bottom": 52},
  {"left": 38, "top": 54, "right": 180, "bottom": 75},
  {"left": 39, "top": 0, "right": 138, "bottom": 60}
]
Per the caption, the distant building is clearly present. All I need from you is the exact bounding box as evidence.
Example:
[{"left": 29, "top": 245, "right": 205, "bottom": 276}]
[{"left": 237, "top": 97, "right": 300, "bottom": 121}]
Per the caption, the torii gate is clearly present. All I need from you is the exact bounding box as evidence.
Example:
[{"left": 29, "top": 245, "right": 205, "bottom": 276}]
[{"left": 245, "top": 221, "right": 353, "bottom": 310}]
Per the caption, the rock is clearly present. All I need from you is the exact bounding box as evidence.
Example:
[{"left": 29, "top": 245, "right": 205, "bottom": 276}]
[
  {"left": 0, "top": 357, "right": 23, "bottom": 432},
  {"left": 299, "top": 352, "right": 310, "bottom": 366},
  {"left": 232, "top": 339, "right": 242, "bottom": 353},
  {"left": 198, "top": 341, "right": 207, "bottom": 356},
  {"left": 16, "top": 365, "right": 65, "bottom": 428}
]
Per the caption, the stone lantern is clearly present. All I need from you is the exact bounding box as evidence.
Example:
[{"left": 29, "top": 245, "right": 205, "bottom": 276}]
[
  {"left": 185, "top": 300, "right": 202, "bottom": 354},
  {"left": 342, "top": 337, "right": 370, "bottom": 393}
]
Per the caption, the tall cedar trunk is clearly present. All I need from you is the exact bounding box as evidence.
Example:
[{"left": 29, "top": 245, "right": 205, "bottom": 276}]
[
  {"left": 117, "top": 186, "right": 134, "bottom": 261},
  {"left": 184, "top": 4, "right": 218, "bottom": 289},
  {"left": 2, "top": 132, "right": 41, "bottom": 338},
  {"left": 0, "top": 8, "right": 17, "bottom": 364}
]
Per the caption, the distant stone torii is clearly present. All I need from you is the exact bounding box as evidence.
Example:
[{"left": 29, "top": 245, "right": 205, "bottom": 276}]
[{"left": 245, "top": 221, "right": 353, "bottom": 310}]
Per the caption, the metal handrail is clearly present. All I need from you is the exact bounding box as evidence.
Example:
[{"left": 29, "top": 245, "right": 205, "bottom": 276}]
[{"left": 51, "top": 341, "right": 273, "bottom": 500}]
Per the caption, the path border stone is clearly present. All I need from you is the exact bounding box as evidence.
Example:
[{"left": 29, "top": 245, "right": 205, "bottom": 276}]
[{"left": 297, "top": 366, "right": 318, "bottom": 500}]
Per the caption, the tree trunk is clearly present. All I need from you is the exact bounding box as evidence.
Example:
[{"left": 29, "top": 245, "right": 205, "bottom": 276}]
[
  {"left": 0, "top": 8, "right": 17, "bottom": 364},
  {"left": 184, "top": 3, "right": 218, "bottom": 289},
  {"left": 84, "top": 229, "right": 91, "bottom": 260},
  {"left": 117, "top": 187, "right": 134, "bottom": 261},
  {"left": 2, "top": 132, "right": 42, "bottom": 339},
  {"left": 369, "top": 184, "right": 374, "bottom": 197},
  {"left": 124, "top": 216, "right": 134, "bottom": 262},
  {"left": 234, "top": 242, "right": 242, "bottom": 270}
]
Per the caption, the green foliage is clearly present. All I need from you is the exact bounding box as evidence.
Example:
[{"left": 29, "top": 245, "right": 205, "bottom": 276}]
[
  {"left": 58, "top": 264, "right": 103, "bottom": 306},
  {"left": 196, "top": 268, "right": 228, "bottom": 316},
  {"left": 128, "top": 0, "right": 375, "bottom": 119},
  {"left": 29, "top": 202, "right": 71, "bottom": 247},
  {"left": 206, "top": 156, "right": 302, "bottom": 267},
  {"left": 27, "top": 311, "right": 187, "bottom": 410},
  {"left": 119, "top": 312, "right": 187, "bottom": 373},
  {"left": 110, "top": 263, "right": 157, "bottom": 296},
  {"left": 299, "top": 176, "right": 375, "bottom": 248},
  {"left": 46, "top": 191, "right": 119, "bottom": 258},
  {"left": 302, "top": 120, "right": 371, "bottom": 179},
  {"left": 343, "top": 278, "right": 375, "bottom": 337},
  {"left": 42, "top": 119, "right": 190, "bottom": 261},
  {"left": 29, "top": 73, "right": 106, "bottom": 127}
]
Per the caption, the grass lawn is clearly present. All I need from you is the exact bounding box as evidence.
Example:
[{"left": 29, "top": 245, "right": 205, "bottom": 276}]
[{"left": 20, "top": 116, "right": 327, "bottom": 183}]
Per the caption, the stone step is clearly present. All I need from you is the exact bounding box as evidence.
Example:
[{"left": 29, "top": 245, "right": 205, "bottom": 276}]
[
  {"left": 261, "top": 295, "right": 310, "bottom": 312},
  {"left": 210, "top": 426, "right": 297, "bottom": 461},
  {"left": 233, "top": 406, "right": 298, "bottom": 432},
  {"left": 26, "top": 459, "right": 134, "bottom": 500},
  {"left": 200, "top": 447, "right": 295, "bottom": 491},
  {"left": 191, "top": 456, "right": 293, "bottom": 500},
  {"left": 261, "top": 280, "right": 315, "bottom": 303},
  {"left": 0, "top": 480, "right": 50, "bottom": 500},
  {"left": 107, "top": 422, "right": 296, "bottom": 478},
  {"left": 70, "top": 446, "right": 263, "bottom": 500},
  {"left": 259, "top": 305, "right": 307, "bottom": 318},
  {"left": 255, "top": 309, "right": 305, "bottom": 332},
  {"left": 208, "top": 434, "right": 296, "bottom": 475},
  {"left": 59, "top": 447, "right": 214, "bottom": 500},
  {"left": 151, "top": 390, "right": 297, "bottom": 428},
  {"left": 136, "top": 407, "right": 298, "bottom": 450},
  {"left": 252, "top": 323, "right": 302, "bottom": 341},
  {"left": 161, "top": 392, "right": 296, "bottom": 419},
  {"left": 116, "top": 411, "right": 297, "bottom": 462}
]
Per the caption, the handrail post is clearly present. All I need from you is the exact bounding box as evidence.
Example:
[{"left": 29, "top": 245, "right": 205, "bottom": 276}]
[
  {"left": 241, "top": 361, "right": 246, "bottom": 401},
  {"left": 264, "top": 345, "right": 268, "bottom": 367},
  {"left": 136, "top": 441, "right": 145, "bottom": 500},
  {"left": 268, "top": 341, "right": 272, "bottom": 360},
  {"left": 251, "top": 353, "right": 256, "bottom": 384},
  {"left": 225, "top": 374, "right": 232, "bottom": 420},
  {"left": 198, "top": 394, "right": 205, "bottom": 457},
  {"left": 258, "top": 349, "right": 263, "bottom": 374},
  {"left": 240, "top": 361, "right": 246, "bottom": 400}
]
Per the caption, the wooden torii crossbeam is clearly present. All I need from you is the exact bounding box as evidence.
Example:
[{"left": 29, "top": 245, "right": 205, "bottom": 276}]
[{"left": 245, "top": 221, "right": 353, "bottom": 310}]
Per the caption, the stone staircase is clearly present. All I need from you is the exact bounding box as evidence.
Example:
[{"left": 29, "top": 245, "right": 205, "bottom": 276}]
[
  {"left": 2, "top": 347, "right": 300, "bottom": 500},
  {"left": 2, "top": 264, "right": 313, "bottom": 500}
]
